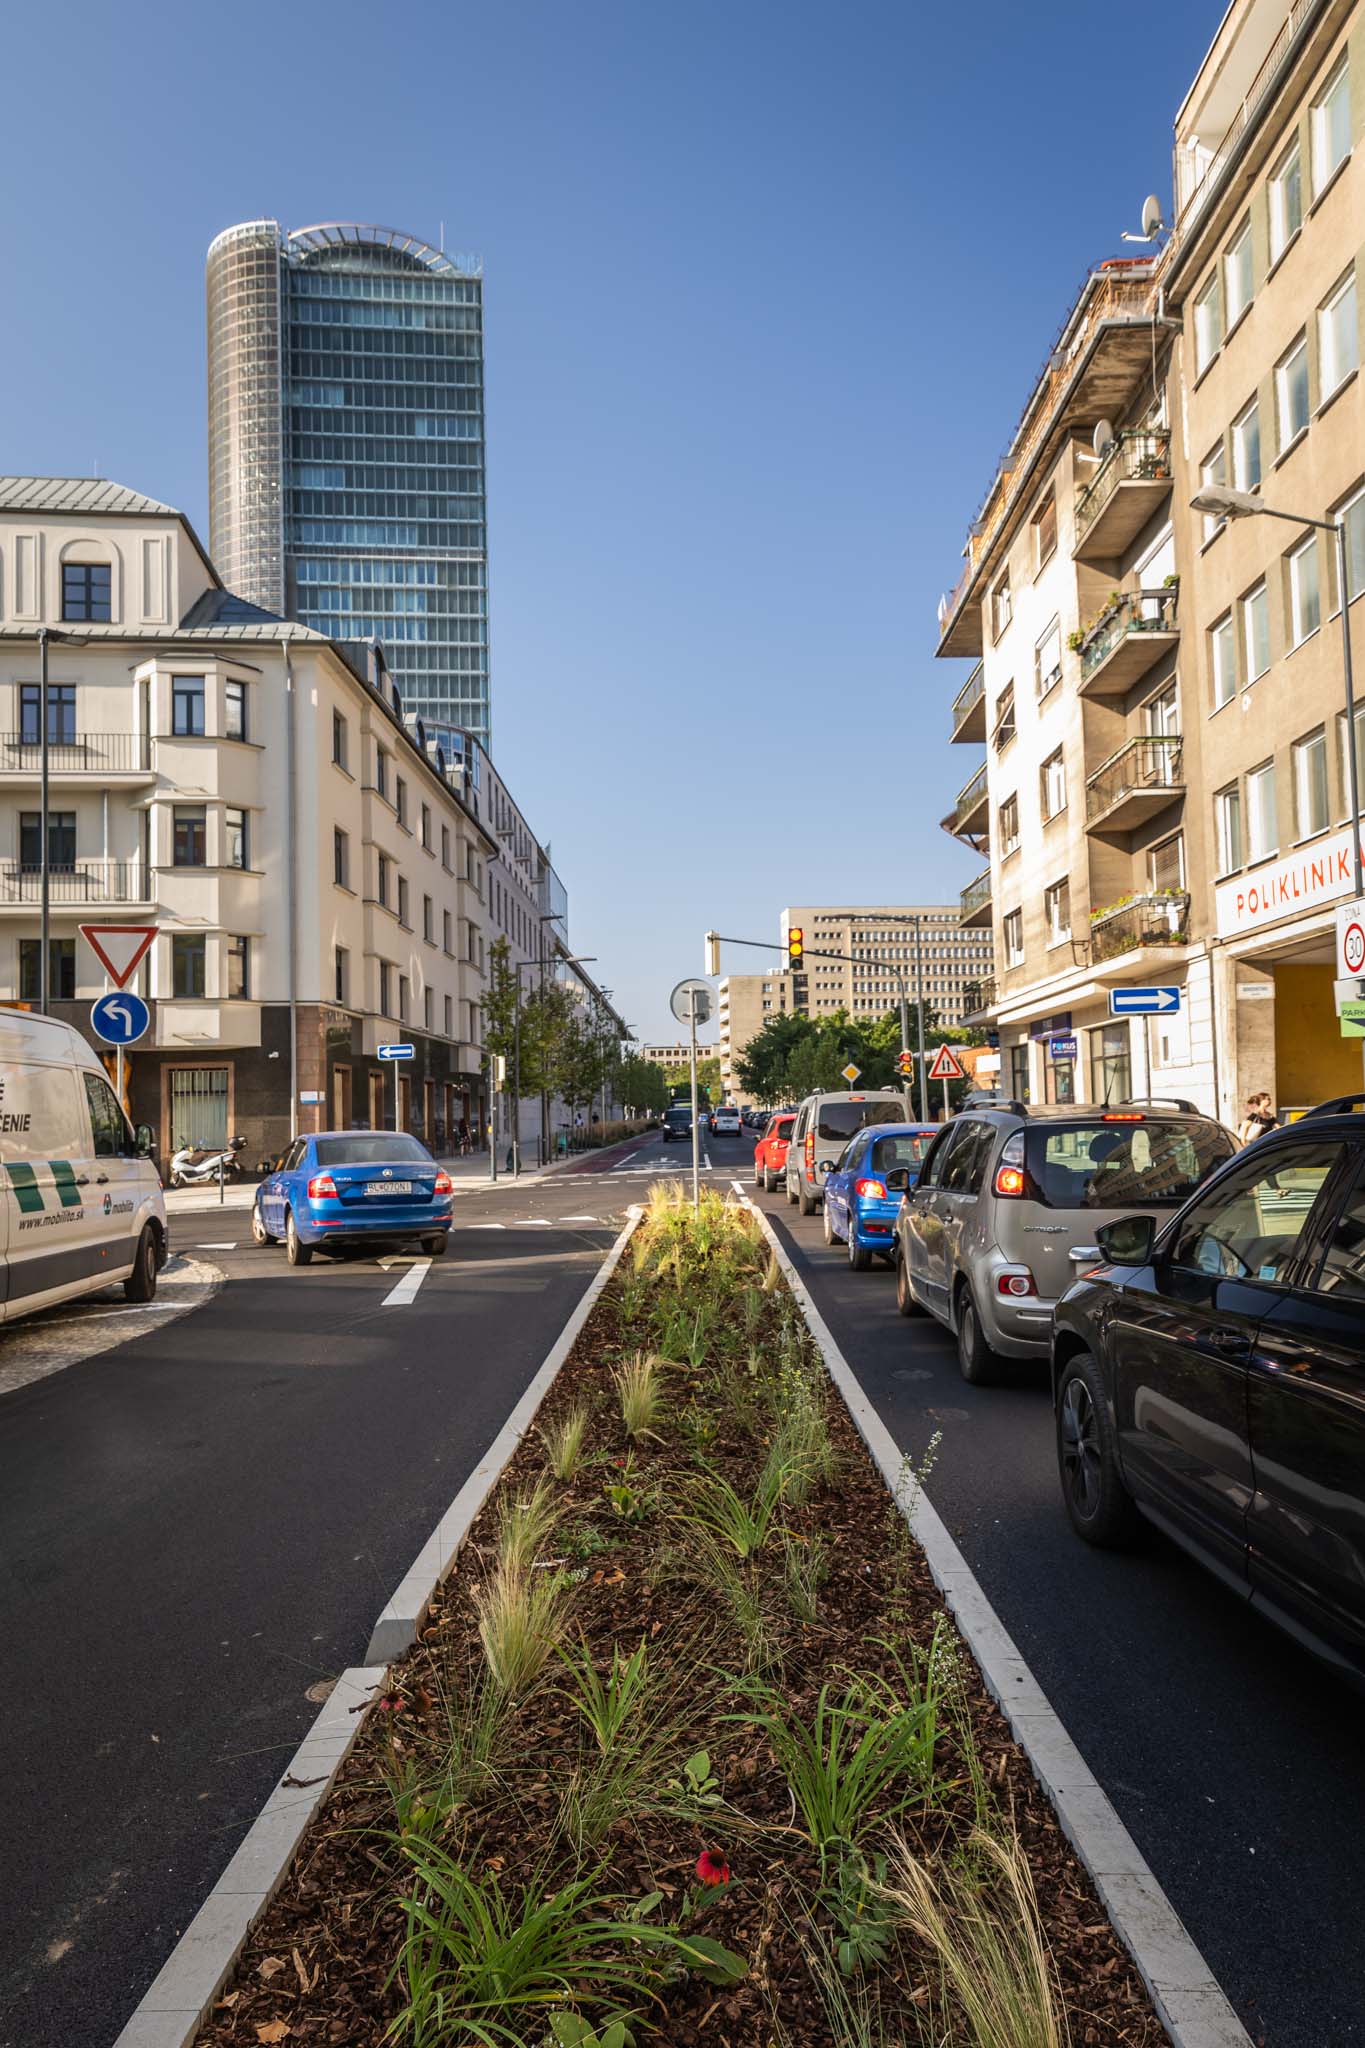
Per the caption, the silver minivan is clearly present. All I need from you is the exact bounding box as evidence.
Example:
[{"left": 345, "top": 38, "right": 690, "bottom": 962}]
[
  {"left": 785, "top": 1088, "right": 911, "bottom": 1215},
  {"left": 895, "top": 1102, "right": 1235, "bottom": 1382}
]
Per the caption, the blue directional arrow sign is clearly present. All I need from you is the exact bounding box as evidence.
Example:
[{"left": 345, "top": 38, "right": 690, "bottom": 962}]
[
  {"left": 377, "top": 1042, "right": 415, "bottom": 1061},
  {"left": 1109, "top": 986, "right": 1181, "bottom": 1017},
  {"left": 91, "top": 991, "right": 150, "bottom": 1045}
]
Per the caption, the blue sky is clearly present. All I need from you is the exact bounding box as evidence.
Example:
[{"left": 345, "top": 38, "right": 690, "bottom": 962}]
[{"left": 2, "top": 0, "right": 1217, "bottom": 1042}]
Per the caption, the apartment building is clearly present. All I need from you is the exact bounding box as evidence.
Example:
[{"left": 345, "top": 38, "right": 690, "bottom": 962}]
[
  {"left": 717, "top": 970, "right": 793, "bottom": 1102},
  {"left": 0, "top": 478, "right": 495, "bottom": 1170},
  {"left": 638, "top": 1041, "right": 717, "bottom": 1070},
  {"left": 780, "top": 904, "right": 994, "bottom": 1028}
]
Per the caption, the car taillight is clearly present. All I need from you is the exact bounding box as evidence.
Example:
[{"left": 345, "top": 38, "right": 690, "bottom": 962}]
[
  {"left": 993, "top": 1130, "right": 1026, "bottom": 1198},
  {"left": 994, "top": 1163, "right": 1026, "bottom": 1197},
  {"left": 1102, "top": 1112, "right": 1144, "bottom": 1122},
  {"left": 996, "top": 1270, "right": 1038, "bottom": 1297},
  {"left": 434, "top": 1171, "right": 453, "bottom": 1196},
  {"left": 307, "top": 1172, "right": 338, "bottom": 1199},
  {"left": 805, "top": 1130, "right": 814, "bottom": 1164},
  {"left": 855, "top": 1177, "right": 887, "bottom": 1199}
]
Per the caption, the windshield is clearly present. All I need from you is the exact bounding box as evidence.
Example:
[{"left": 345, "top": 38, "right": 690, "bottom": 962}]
[
  {"left": 771, "top": 1116, "right": 794, "bottom": 1139},
  {"left": 313, "top": 1135, "right": 433, "bottom": 1168},
  {"left": 1024, "top": 1122, "right": 1233, "bottom": 1210},
  {"left": 870, "top": 1132, "right": 935, "bottom": 1176},
  {"left": 816, "top": 1100, "right": 906, "bottom": 1144},
  {"left": 665, "top": 1108, "right": 690, "bottom": 1125}
]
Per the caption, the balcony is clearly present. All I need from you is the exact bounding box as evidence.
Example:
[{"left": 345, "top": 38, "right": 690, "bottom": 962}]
[
  {"left": 960, "top": 869, "right": 993, "bottom": 928},
  {"left": 1089, "top": 890, "right": 1190, "bottom": 971},
  {"left": 961, "top": 976, "right": 997, "bottom": 1022},
  {"left": 944, "top": 760, "right": 989, "bottom": 846},
  {"left": 950, "top": 663, "right": 986, "bottom": 744},
  {"left": 0, "top": 860, "right": 152, "bottom": 908},
  {"left": 0, "top": 732, "right": 155, "bottom": 782},
  {"left": 1073, "top": 431, "right": 1172, "bottom": 563},
  {"left": 1085, "top": 736, "right": 1184, "bottom": 837},
  {"left": 1078, "top": 587, "right": 1179, "bottom": 699}
]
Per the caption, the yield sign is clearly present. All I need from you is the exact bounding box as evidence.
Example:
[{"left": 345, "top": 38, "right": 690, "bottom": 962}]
[
  {"left": 927, "top": 1043, "right": 966, "bottom": 1083},
  {"left": 79, "top": 923, "right": 157, "bottom": 990}
]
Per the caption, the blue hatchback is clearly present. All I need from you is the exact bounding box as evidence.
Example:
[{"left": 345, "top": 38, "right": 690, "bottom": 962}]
[
  {"left": 821, "top": 1123, "right": 937, "bottom": 1270},
  {"left": 252, "top": 1131, "right": 453, "bottom": 1266}
]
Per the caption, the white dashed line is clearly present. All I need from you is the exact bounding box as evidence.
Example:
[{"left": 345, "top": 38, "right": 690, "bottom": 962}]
[
  {"left": 380, "top": 1259, "right": 432, "bottom": 1306},
  {"left": 195, "top": 1242, "right": 238, "bottom": 1249},
  {"left": 562, "top": 1214, "right": 599, "bottom": 1222},
  {"left": 466, "top": 1223, "right": 506, "bottom": 1230}
]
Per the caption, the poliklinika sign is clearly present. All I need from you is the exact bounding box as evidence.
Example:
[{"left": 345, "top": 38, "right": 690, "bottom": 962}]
[{"left": 1215, "top": 826, "right": 1365, "bottom": 937}]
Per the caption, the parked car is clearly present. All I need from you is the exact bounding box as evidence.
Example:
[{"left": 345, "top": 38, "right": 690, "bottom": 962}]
[
  {"left": 785, "top": 1089, "right": 911, "bottom": 1214},
  {"left": 710, "top": 1105, "right": 742, "bottom": 1136},
  {"left": 661, "top": 1104, "right": 692, "bottom": 1144},
  {"left": 753, "top": 1111, "right": 796, "bottom": 1192},
  {"left": 0, "top": 1009, "right": 165, "bottom": 1319},
  {"left": 252, "top": 1131, "right": 453, "bottom": 1265},
  {"left": 1053, "top": 1093, "right": 1365, "bottom": 1682},
  {"left": 821, "top": 1123, "right": 938, "bottom": 1269},
  {"left": 895, "top": 1099, "right": 1235, "bottom": 1383}
]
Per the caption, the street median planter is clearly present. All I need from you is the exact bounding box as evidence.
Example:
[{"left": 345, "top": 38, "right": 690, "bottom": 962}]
[{"left": 179, "top": 1185, "right": 1222, "bottom": 2048}]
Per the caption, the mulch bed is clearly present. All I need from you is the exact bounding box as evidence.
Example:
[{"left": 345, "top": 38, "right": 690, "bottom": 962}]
[{"left": 198, "top": 1202, "right": 1167, "bottom": 2048}]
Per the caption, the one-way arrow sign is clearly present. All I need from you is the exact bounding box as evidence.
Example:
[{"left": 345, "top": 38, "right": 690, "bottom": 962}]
[{"left": 1109, "top": 986, "right": 1181, "bottom": 1016}]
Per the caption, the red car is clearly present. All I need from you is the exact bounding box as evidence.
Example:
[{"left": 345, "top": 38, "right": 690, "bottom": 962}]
[{"left": 753, "top": 1113, "right": 796, "bottom": 1193}]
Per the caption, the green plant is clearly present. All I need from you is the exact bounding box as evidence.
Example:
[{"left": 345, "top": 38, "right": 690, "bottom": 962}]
[
  {"left": 557, "top": 1636, "right": 651, "bottom": 1753},
  {"left": 540, "top": 1405, "right": 592, "bottom": 1482},
  {"left": 544, "top": 2017, "right": 633, "bottom": 2048},
  {"left": 824, "top": 1849, "right": 894, "bottom": 1976},
  {"left": 614, "top": 1352, "right": 663, "bottom": 1441},
  {"left": 1066, "top": 628, "right": 1084, "bottom": 652},
  {"left": 674, "top": 1458, "right": 787, "bottom": 1560},
  {"left": 661, "top": 1746, "right": 722, "bottom": 1814},
  {"left": 604, "top": 1453, "right": 647, "bottom": 1522},
  {"left": 762, "top": 1360, "right": 837, "bottom": 1506},
  {"left": 781, "top": 1528, "right": 829, "bottom": 1624},
  {"left": 475, "top": 1561, "right": 568, "bottom": 1696},
  {"left": 562, "top": 1521, "right": 611, "bottom": 1562},
  {"left": 687, "top": 1535, "right": 776, "bottom": 1672},
  {"left": 497, "top": 1476, "right": 562, "bottom": 1576}
]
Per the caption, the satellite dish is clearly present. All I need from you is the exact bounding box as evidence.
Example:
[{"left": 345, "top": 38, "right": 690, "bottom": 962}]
[
  {"left": 1092, "top": 418, "right": 1116, "bottom": 458},
  {"left": 1141, "top": 193, "right": 1165, "bottom": 239}
]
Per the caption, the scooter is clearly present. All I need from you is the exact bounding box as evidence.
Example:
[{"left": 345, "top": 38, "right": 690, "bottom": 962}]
[{"left": 169, "top": 1135, "right": 247, "bottom": 1188}]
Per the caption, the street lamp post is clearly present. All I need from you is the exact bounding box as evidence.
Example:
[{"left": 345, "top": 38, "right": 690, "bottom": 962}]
[{"left": 38, "top": 628, "right": 51, "bottom": 1015}]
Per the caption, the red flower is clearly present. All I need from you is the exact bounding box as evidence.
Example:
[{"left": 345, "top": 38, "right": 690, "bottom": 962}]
[
  {"left": 377, "top": 1694, "right": 406, "bottom": 1714},
  {"left": 695, "top": 1849, "right": 730, "bottom": 1887}
]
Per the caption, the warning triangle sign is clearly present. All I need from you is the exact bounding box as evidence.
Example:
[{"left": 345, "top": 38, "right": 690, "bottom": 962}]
[
  {"left": 927, "top": 1043, "right": 967, "bottom": 1083},
  {"left": 79, "top": 924, "right": 157, "bottom": 990}
]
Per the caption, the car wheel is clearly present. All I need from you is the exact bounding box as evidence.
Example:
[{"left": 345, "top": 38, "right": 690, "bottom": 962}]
[
  {"left": 251, "top": 1205, "right": 275, "bottom": 1246},
  {"left": 822, "top": 1202, "right": 836, "bottom": 1245},
  {"left": 786, "top": 1178, "right": 798, "bottom": 1206},
  {"left": 754, "top": 1160, "right": 764, "bottom": 1187},
  {"left": 954, "top": 1283, "right": 998, "bottom": 1386},
  {"left": 848, "top": 1229, "right": 871, "bottom": 1272},
  {"left": 1056, "top": 1351, "right": 1140, "bottom": 1546},
  {"left": 763, "top": 1168, "right": 776, "bottom": 1193},
  {"left": 123, "top": 1225, "right": 159, "bottom": 1303},
  {"left": 422, "top": 1233, "right": 448, "bottom": 1256},
  {"left": 798, "top": 1181, "right": 816, "bottom": 1216},
  {"left": 895, "top": 1248, "right": 924, "bottom": 1317},
  {"left": 285, "top": 1209, "right": 313, "bottom": 1267}
]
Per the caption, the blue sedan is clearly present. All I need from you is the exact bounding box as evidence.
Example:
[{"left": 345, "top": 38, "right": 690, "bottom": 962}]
[
  {"left": 252, "top": 1131, "right": 454, "bottom": 1266},
  {"left": 821, "top": 1123, "right": 937, "bottom": 1270}
]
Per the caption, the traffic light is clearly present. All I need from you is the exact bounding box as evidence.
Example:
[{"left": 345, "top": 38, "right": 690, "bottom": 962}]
[
  {"left": 787, "top": 926, "right": 804, "bottom": 968},
  {"left": 704, "top": 930, "right": 721, "bottom": 977},
  {"left": 897, "top": 1049, "right": 914, "bottom": 1079}
]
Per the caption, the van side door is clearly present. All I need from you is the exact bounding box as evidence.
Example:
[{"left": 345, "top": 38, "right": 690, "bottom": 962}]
[
  {"left": 1, "top": 1059, "right": 96, "bottom": 1313},
  {"left": 82, "top": 1069, "right": 147, "bottom": 1282}
]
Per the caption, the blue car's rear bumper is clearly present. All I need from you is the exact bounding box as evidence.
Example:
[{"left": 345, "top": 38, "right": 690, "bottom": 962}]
[
  {"left": 851, "top": 1199, "right": 900, "bottom": 1247},
  {"left": 300, "top": 1201, "right": 452, "bottom": 1243}
]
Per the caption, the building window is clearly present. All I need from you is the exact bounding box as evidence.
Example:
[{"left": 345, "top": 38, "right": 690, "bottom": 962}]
[
  {"left": 225, "top": 679, "right": 247, "bottom": 740},
  {"left": 397, "top": 874, "right": 410, "bottom": 927},
  {"left": 1242, "top": 582, "right": 1270, "bottom": 682},
  {"left": 396, "top": 776, "right": 408, "bottom": 827},
  {"left": 1339, "top": 485, "right": 1365, "bottom": 603},
  {"left": 1044, "top": 878, "right": 1071, "bottom": 945},
  {"left": 1040, "top": 746, "right": 1066, "bottom": 822},
  {"left": 423, "top": 894, "right": 434, "bottom": 942},
  {"left": 443, "top": 907, "right": 453, "bottom": 952},
  {"left": 1003, "top": 908, "right": 1024, "bottom": 967},
  {"left": 441, "top": 823, "right": 451, "bottom": 868},
  {"left": 20, "top": 682, "right": 76, "bottom": 745},
  {"left": 62, "top": 561, "right": 111, "bottom": 622},
  {"left": 398, "top": 974, "right": 410, "bottom": 1023},
  {"left": 1194, "top": 272, "right": 1223, "bottom": 373},
  {"left": 379, "top": 961, "right": 392, "bottom": 1015},
  {"left": 1294, "top": 728, "right": 1329, "bottom": 837},
  {"left": 1032, "top": 491, "right": 1057, "bottom": 570},
  {"left": 1148, "top": 832, "right": 1185, "bottom": 894},
  {"left": 332, "top": 710, "right": 348, "bottom": 769},
  {"left": 1247, "top": 761, "right": 1278, "bottom": 862},
  {"left": 20, "top": 810, "right": 75, "bottom": 871},
  {"left": 171, "top": 675, "right": 205, "bottom": 736},
  {"left": 224, "top": 806, "right": 248, "bottom": 870},
  {"left": 991, "top": 571, "right": 1011, "bottom": 641},
  {"left": 375, "top": 747, "right": 389, "bottom": 799},
  {"left": 333, "top": 827, "right": 350, "bottom": 888},
  {"left": 1216, "top": 784, "right": 1243, "bottom": 873},
  {"left": 992, "top": 680, "right": 1016, "bottom": 751},
  {"left": 1211, "top": 610, "right": 1237, "bottom": 707},
  {"left": 1090, "top": 1023, "right": 1132, "bottom": 1106},
  {"left": 1200, "top": 441, "right": 1228, "bottom": 541},
  {"left": 1269, "top": 137, "right": 1303, "bottom": 262},
  {"left": 377, "top": 852, "right": 390, "bottom": 907},
  {"left": 1034, "top": 617, "right": 1062, "bottom": 698},
  {"left": 1318, "top": 270, "right": 1359, "bottom": 399},
  {"left": 227, "top": 934, "right": 251, "bottom": 998},
  {"left": 421, "top": 803, "right": 432, "bottom": 850},
  {"left": 1231, "top": 397, "right": 1261, "bottom": 490},
  {"left": 1312, "top": 56, "right": 1351, "bottom": 194},
  {"left": 424, "top": 986, "right": 434, "bottom": 1031},
  {"left": 999, "top": 792, "right": 1020, "bottom": 856},
  {"left": 19, "top": 938, "right": 75, "bottom": 1000},
  {"left": 1224, "top": 219, "right": 1253, "bottom": 327},
  {"left": 444, "top": 993, "right": 453, "bottom": 1038},
  {"left": 172, "top": 933, "right": 206, "bottom": 998},
  {"left": 1008, "top": 1042, "right": 1030, "bottom": 1103},
  {"left": 173, "top": 805, "right": 207, "bottom": 866},
  {"left": 1338, "top": 705, "right": 1365, "bottom": 819},
  {"left": 335, "top": 945, "right": 349, "bottom": 1004},
  {"left": 1276, "top": 334, "right": 1310, "bottom": 447},
  {"left": 1289, "top": 536, "right": 1321, "bottom": 644}
]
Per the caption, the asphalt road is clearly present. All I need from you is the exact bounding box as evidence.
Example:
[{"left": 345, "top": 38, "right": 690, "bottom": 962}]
[{"left": 742, "top": 1148, "right": 1365, "bottom": 2048}]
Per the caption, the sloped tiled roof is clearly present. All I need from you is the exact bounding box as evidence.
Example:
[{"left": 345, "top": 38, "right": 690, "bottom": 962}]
[
  {"left": 0, "top": 477, "right": 181, "bottom": 518},
  {"left": 179, "top": 587, "right": 289, "bottom": 628}
]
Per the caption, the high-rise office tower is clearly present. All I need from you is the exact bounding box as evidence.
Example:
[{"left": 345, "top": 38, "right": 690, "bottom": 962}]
[{"left": 207, "top": 219, "right": 490, "bottom": 746}]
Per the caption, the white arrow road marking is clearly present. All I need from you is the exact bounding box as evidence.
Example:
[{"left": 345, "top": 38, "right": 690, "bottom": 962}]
[
  {"left": 380, "top": 1258, "right": 432, "bottom": 1306},
  {"left": 195, "top": 1242, "right": 238, "bottom": 1249}
]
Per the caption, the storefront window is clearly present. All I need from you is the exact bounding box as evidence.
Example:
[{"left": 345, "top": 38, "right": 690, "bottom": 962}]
[
  {"left": 1090, "top": 1022, "right": 1132, "bottom": 1106},
  {"left": 1043, "top": 1057, "right": 1076, "bottom": 1105},
  {"left": 1008, "top": 1043, "right": 1030, "bottom": 1102}
]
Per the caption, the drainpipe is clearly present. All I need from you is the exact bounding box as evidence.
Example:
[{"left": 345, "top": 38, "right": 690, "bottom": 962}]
[{"left": 284, "top": 635, "right": 298, "bottom": 1139}]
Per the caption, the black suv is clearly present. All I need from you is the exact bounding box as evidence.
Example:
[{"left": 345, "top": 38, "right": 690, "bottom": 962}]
[{"left": 1053, "top": 1095, "right": 1365, "bottom": 1682}]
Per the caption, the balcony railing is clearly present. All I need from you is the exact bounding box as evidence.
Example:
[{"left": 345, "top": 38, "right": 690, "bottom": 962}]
[
  {"left": 1085, "top": 735, "right": 1184, "bottom": 822},
  {"left": 960, "top": 869, "right": 993, "bottom": 922},
  {"left": 1089, "top": 889, "right": 1190, "bottom": 963},
  {"left": 1074, "top": 430, "right": 1172, "bottom": 546},
  {"left": 0, "top": 732, "right": 153, "bottom": 774},
  {"left": 951, "top": 662, "right": 986, "bottom": 742},
  {"left": 954, "top": 760, "right": 988, "bottom": 819},
  {"left": 961, "top": 976, "right": 997, "bottom": 1018},
  {"left": 1174, "top": 0, "right": 1316, "bottom": 229},
  {"left": 0, "top": 861, "right": 151, "bottom": 905},
  {"left": 1080, "top": 586, "right": 1179, "bottom": 681}
]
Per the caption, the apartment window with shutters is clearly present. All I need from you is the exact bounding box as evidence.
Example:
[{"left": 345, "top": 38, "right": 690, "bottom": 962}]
[
  {"left": 1194, "top": 272, "right": 1223, "bottom": 373},
  {"left": 991, "top": 571, "right": 1012, "bottom": 641},
  {"left": 1312, "top": 56, "right": 1351, "bottom": 194},
  {"left": 993, "top": 680, "right": 1016, "bottom": 751},
  {"left": 1318, "top": 270, "right": 1359, "bottom": 399},
  {"left": 1044, "top": 878, "right": 1071, "bottom": 946},
  {"left": 1216, "top": 785, "right": 1244, "bottom": 873},
  {"left": 1276, "top": 334, "right": 1310, "bottom": 447},
  {"left": 1003, "top": 908, "right": 1024, "bottom": 967},
  {"left": 1247, "top": 761, "right": 1278, "bottom": 862},
  {"left": 1269, "top": 137, "right": 1303, "bottom": 262},
  {"left": 1032, "top": 490, "right": 1057, "bottom": 570},
  {"left": 1211, "top": 611, "right": 1237, "bottom": 707},
  {"left": 1148, "top": 832, "right": 1185, "bottom": 894},
  {"left": 1231, "top": 398, "right": 1261, "bottom": 490},
  {"left": 1242, "top": 582, "right": 1270, "bottom": 682},
  {"left": 999, "top": 792, "right": 1020, "bottom": 856},
  {"left": 1040, "top": 747, "right": 1066, "bottom": 822},
  {"left": 1200, "top": 441, "right": 1228, "bottom": 541},
  {"left": 1224, "top": 219, "right": 1253, "bottom": 327},
  {"left": 1289, "top": 536, "right": 1321, "bottom": 644},
  {"left": 1034, "top": 616, "right": 1062, "bottom": 699},
  {"left": 1294, "top": 728, "right": 1330, "bottom": 837}
]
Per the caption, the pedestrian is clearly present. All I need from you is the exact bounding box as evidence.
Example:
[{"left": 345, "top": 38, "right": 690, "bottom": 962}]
[{"left": 1237, "top": 1091, "right": 1277, "bottom": 1145}]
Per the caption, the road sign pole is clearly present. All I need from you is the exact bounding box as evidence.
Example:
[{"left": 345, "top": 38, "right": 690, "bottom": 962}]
[
  {"left": 393, "top": 1058, "right": 399, "bottom": 1135},
  {"left": 689, "top": 997, "right": 700, "bottom": 1217},
  {"left": 116, "top": 1044, "right": 124, "bottom": 1110},
  {"left": 942, "top": 1074, "right": 949, "bottom": 1124}
]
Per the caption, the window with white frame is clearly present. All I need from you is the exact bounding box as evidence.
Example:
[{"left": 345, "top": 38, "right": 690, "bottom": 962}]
[
  {"left": 1201, "top": 441, "right": 1228, "bottom": 541},
  {"left": 1211, "top": 610, "right": 1237, "bottom": 707},
  {"left": 1247, "top": 761, "right": 1278, "bottom": 862},
  {"left": 1003, "top": 908, "right": 1024, "bottom": 966},
  {"left": 1231, "top": 397, "right": 1261, "bottom": 490},
  {"left": 1242, "top": 582, "right": 1270, "bottom": 681},
  {"left": 1216, "top": 784, "right": 1244, "bottom": 873},
  {"left": 991, "top": 571, "right": 1012, "bottom": 640},
  {"left": 1318, "top": 269, "right": 1359, "bottom": 399},
  {"left": 999, "top": 792, "right": 1020, "bottom": 856},
  {"left": 1034, "top": 616, "right": 1062, "bottom": 697},
  {"left": 1194, "top": 273, "right": 1223, "bottom": 373},
  {"left": 1269, "top": 136, "right": 1304, "bottom": 262},
  {"left": 993, "top": 680, "right": 1016, "bottom": 751},
  {"left": 1289, "top": 535, "right": 1321, "bottom": 643},
  {"left": 1033, "top": 490, "right": 1057, "bottom": 569},
  {"left": 1337, "top": 704, "right": 1365, "bottom": 819},
  {"left": 1040, "top": 747, "right": 1066, "bottom": 821},
  {"left": 1312, "top": 56, "right": 1351, "bottom": 194},
  {"left": 1224, "top": 219, "right": 1253, "bottom": 327},
  {"left": 1044, "top": 878, "right": 1071, "bottom": 945},
  {"left": 1293, "top": 727, "right": 1329, "bottom": 837},
  {"left": 1277, "top": 334, "right": 1310, "bottom": 447},
  {"left": 1340, "top": 484, "right": 1365, "bottom": 603}
]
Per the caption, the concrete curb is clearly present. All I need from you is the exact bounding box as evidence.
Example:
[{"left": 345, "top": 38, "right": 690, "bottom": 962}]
[
  {"left": 111, "top": 1665, "right": 385, "bottom": 2048},
  {"left": 744, "top": 1196, "right": 1252, "bottom": 2048},
  {"left": 365, "top": 1208, "right": 640, "bottom": 1663}
]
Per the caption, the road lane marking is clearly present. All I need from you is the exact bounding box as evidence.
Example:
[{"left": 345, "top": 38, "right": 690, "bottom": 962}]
[
  {"left": 466, "top": 1222, "right": 506, "bottom": 1230},
  {"left": 703, "top": 1150, "right": 712, "bottom": 1168},
  {"left": 196, "top": 1241, "right": 238, "bottom": 1249},
  {"left": 381, "top": 1259, "right": 432, "bottom": 1306},
  {"left": 562, "top": 1214, "right": 599, "bottom": 1222}
]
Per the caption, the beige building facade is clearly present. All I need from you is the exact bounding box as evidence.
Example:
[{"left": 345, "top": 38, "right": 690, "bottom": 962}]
[{"left": 780, "top": 904, "right": 991, "bottom": 1027}]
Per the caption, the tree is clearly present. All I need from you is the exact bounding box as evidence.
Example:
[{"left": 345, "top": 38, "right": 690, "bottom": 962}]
[
  {"left": 619, "top": 1054, "right": 667, "bottom": 1114},
  {"left": 733, "top": 1013, "right": 808, "bottom": 1104}
]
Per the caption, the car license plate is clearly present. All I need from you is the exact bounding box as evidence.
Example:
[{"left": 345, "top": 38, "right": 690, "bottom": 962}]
[{"left": 365, "top": 1180, "right": 412, "bottom": 1195}]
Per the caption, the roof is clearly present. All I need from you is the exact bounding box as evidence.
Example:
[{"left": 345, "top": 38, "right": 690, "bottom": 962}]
[
  {"left": 179, "top": 587, "right": 293, "bottom": 629},
  {"left": 0, "top": 477, "right": 181, "bottom": 518}
]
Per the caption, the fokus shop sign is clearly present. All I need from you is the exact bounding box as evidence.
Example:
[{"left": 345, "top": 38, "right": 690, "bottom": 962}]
[{"left": 1216, "top": 826, "right": 1365, "bottom": 936}]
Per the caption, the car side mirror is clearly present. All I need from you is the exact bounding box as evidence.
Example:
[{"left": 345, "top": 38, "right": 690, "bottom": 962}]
[
  {"left": 818, "top": 1158, "right": 836, "bottom": 1174},
  {"left": 885, "top": 1167, "right": 910, "bottom": 1192},
  {"left": 1095, "top": 1214, "right": 1156, "bottom": 1265},
  {"left": 135, "top": 1122, "right": 156, "bottom": 1158}
]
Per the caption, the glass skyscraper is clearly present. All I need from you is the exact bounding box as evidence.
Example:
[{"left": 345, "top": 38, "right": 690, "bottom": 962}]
[{"left": 207, "top": 220, "right": 490, "bottom": 745}]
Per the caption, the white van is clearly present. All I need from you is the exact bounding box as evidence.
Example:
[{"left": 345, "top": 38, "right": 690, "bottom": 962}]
[{"left": 0, "top": 1011, "right": 166, "bottom": 1322}]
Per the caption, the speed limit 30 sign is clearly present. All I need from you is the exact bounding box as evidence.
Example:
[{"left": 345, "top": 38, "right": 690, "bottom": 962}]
[{"left": 1337, "top": 898, "right": 1365, "bottom": 978}]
